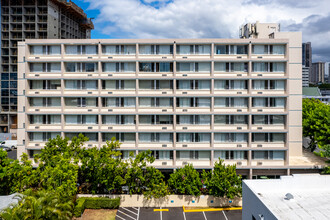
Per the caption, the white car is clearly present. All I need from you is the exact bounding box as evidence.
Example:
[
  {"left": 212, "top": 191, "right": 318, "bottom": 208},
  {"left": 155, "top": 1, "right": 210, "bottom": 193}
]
[
  {"left": 0, "top": 145, "right": 11, "bottom": 151},
  {"left": 0, "top": 140, "right": 17, "bottom": 150}
]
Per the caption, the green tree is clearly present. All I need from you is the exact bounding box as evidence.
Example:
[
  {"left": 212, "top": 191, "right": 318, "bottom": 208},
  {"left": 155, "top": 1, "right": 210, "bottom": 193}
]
[
  {"left": 78, "top": 138, "right": 125, "bottom": 194},
  {"left": 0, "top": 189, "right": 73, "bottom": 220},
  {"left": 168, "top": 164, "right": 202, "bottom": 196},
  {"left": 303, "top": 99, "right": 330, "bottom": 155},
  {"left": 143, "top": 166, "right": 170, "bottom": 199},
  {"left": 202, "top": 159, "right": 242, "bottom": 199},
  {"left": 0, "top": 149, "right": 13, "bottom": 195}
]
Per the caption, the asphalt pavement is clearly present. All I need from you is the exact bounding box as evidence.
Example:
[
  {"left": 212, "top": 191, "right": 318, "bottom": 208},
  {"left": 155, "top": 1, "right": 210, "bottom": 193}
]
[
  {"left": 6, "top": 149, "right": 17, "bottom": 160},
  {"left": 115, "top": 207, "right": 242, "bottom": 220}
]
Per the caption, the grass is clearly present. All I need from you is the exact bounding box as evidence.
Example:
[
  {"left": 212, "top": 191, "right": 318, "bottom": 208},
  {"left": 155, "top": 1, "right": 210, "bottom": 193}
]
[{"left": 74, "top": 209, "right": 117, "bottom": 220}]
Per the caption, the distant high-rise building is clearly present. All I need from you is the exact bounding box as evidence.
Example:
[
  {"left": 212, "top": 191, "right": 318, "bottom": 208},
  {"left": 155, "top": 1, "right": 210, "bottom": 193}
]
[
  {"left": 325, "top": 62, "right": 330, "bottom": 83},
  {"left": 311, "top": 62, "right": 325, "bottom": 84},
  {"left": 0, "top": 0, "right": 94, "bottom": 136},
  {"left": 302, "top": 67, "right": 310, "bottom": 87},
  {"left": 302, "top": 42, "right": 312, "bottom": 68}
]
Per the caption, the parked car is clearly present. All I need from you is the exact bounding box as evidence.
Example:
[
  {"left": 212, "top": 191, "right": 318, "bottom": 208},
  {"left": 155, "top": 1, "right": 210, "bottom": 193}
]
[
  {"left": 0, "top": 145, "right": 11, "bottom": 151},
  {"left": 0, "top": 140, "right": 17, "bottom": 150}
]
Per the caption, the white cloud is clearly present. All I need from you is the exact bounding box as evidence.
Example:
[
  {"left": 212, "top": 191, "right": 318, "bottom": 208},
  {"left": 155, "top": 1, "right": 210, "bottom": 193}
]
[{"left": 85, "top": 0, "right": 330, "bottom": 61}]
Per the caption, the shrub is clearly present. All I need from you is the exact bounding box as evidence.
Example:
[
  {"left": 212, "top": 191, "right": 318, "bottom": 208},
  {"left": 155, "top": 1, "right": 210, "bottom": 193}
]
[
  {"left": 73, "top": 197, "right": 120, "bottom": 217},
  {"left": 73, "top": 197, "right": 86, "bottom": 217},
  {"left": 84, "top": 197, "right": 120, "bottom": 209}
]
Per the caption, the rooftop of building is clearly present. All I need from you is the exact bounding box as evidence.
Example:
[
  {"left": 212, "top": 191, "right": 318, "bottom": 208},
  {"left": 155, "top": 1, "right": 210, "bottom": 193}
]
[
  {"left": 244, "top": 174, "right": 330, "bottom": 219},
  {"left": 302, "top": 87, "right": 321, "bottom": 96}
]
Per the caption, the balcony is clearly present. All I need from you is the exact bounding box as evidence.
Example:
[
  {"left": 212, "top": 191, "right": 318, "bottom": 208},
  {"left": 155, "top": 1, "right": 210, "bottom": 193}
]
[{"left": 176, "top": 160, "right": 211, "bottom": 167}]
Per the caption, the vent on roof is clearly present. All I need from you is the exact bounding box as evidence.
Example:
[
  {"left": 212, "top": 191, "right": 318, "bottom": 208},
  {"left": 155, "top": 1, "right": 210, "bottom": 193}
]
[{"left": 285, "top": 193, "right": 294, "bottom": 200}]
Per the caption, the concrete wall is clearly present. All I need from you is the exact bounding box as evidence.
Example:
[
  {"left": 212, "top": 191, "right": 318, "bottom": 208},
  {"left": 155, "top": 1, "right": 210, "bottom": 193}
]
[
  {"left": 77, "top": 194, "right": 242, "bottom": 208},
  {"left": 242, "top": 182, "right": 276, "bottom": 220}
]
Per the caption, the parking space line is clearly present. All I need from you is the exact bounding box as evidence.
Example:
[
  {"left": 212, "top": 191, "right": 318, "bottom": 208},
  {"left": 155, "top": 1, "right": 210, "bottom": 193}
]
[
  {"left": 132, "top": 207, "right": 138, "bottom": 211},
  {"left": 122, "top": 207, "right": 138, "bottom": 216},
  {"left": 183, "top": 211, "right": 187, "bottom": 220},
  {"left": 137, "top": 207, "right": 140, "bottom": 220},
  {"left": 160, "top": 207, "right": 162, "bottom": 220},
  {"left": 116, "top": 214, "right": 126, "bottom": 220},
  {"left": 222, "top": 211, "right": 228, "bottom": 220},
  {"left": 117, "top": 210, "right": 136, "bottom": 220},
  {"left": 203, "top": 211, "right": 207, "bottom": 220}
]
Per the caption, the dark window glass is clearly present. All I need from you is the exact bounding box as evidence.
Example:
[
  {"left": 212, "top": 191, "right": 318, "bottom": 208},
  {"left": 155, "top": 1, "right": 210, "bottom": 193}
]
[
  {"left": 10, "top": 89, "right": 17, "bottom": 96},
  {"left": 1, "top": 81, "right": 9, "bottom": 88},
  {"left": 1, "top": 89, "right": 9, "bottom": 96},
  {"left": 1, "top": 73, "right": 9, "bottom": 80},
  {"left": 10, "top": 98, "right": 17, "bottom": 105},
  {"left": 10, "top": 73, "right": 17, "bottom": 80},
  {"left": 10, "top": 81, "right": 17, "bottom": 88},
  {"left": 1, "top": 98, "right": 9, "bottom": 105}
]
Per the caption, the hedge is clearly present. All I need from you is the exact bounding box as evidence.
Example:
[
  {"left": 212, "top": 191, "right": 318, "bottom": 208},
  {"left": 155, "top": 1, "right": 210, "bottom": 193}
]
[{"left": 74, "top": 197, "right": 120, "bottom": 217}]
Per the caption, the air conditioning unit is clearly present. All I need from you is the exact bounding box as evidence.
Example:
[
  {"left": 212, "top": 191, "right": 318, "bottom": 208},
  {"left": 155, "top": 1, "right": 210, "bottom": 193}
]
[
  {"left": 162, "top": 57, "right": 167, "bottom": 59},
  {"left": 183, "top": 74, "right": 188, "bottom": 77},
  {"left": 257, "top": 162, "right": 263, "bottom": 165},
  {"left": 162, "top": 74, "right": 167, "bottom": 77},
  {"left": 35, "top": 91, "right": 39, "bottom": 94},
  {"left": 162, "top": 92, "right": 167, "bottom": 94},
  {"left": 237, "top": 127, "right": 242, "bottom": 130},
  {"left": 88, "top": 109, "right": 92, "bottom": 112},
  {"left": 88, "top": 127, "right": 92, "bottom": 129},
  {"left": 237, "top": 74, "right": 242, "bottom": 77},
  {"left": 108, "top": 92, "right": 113, "bottom": 94},
  {"left": 162, "top": 144, "right": 167, "bottom": 147},
  {"left": 183, "top": 127, "right": 187, "bottom": 130},
  {"left": 183, "top": 144, "right": 188, "bottom": 147},
  {"left": 237, "top": 144, "right": 242, "bottom": 148},
  {"left": 35, "top": 126, "right": 39, "bottom": 129},
  {"left": 257, "top": 92, "right": 263, "bottom": 94},
  {"left": 162, "top": 109, "right": 167, "bottom": 112},
  {"left": 237, "top": 109, "right": 242, "bottom": 112},
  {"left": 162, "top": 162, "right": 167, "bottom": 165},
  {"left": 88, "top": 92, "right": 92, "bottom": 94},
  {"left": 182, "top": 56, "right": 188, "bottom": 59},
  {"left": 257, "top": 144, "right": 262, "bottom": 147},
  {"left": 35, "top": 144, "right": 39, "bottom": 147},
  {"left": 88, "top": 57, "right": 92, "bottom": 59},
  {"left": 108, "top": 109, "right": 113, "bottom": 112},
  {"left": 257, "top": 74, "right": 263, "bottom": 76},
  {"left": 237, "top": 162, "right": 242, "bottom": 165},
  {"left": 108, "top": 127, "right": 113, "bottom": 130},
  {"left": 35, "top": 57, "right": 40, "bottom": 59},
  {"left": 237, "top": 92, "right": 242, "bottom": 94},
  {"left": 182, "top": 161, "right": 188, "bottom": 165},
  {"left": 108, "top": 74, "right": 113, "bottom": 76},
  {"left": 88, "top": 74, "right": 92, "bottom": 77},
  {"left": 237, "top": 56, "right": 242, "bottom": 59},
  {"left": 258, "top": 109, "right": 263, "bottom": 112},
  {"left": 35, "top": 74, "right": 39, "bottom": 77},
  {"left": 183, "top": 92, "right": 187, "bottom": 94},
  {"left": 257, "top": 56, "right": 263, "bottom": 59},
  {"left": 162, "top": 127, "right": 167, "bottom": 130},
  {"left": 257, "top": 127, "right": 262, "bottom": 130},
  {"left": 183, "top": 109, "right": 188, "bottom": 112},
  {"left": 35, "top": 109, "right": 39, "bottom": 111},
  {"left": 108, "top": 57, "right": 113, "bottom": 59},
  {"left": 88, "top": 144, "right": 93, "bottom": 147}
]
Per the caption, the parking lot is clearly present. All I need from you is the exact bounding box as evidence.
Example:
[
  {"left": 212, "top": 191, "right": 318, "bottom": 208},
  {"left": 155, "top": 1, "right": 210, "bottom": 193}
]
[{"left": 115, "top": 207, "right": 242, "bottom": 220}]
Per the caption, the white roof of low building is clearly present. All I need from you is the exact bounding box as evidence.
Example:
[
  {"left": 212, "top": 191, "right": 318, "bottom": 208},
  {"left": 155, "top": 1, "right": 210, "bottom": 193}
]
[{"left": 244, "top": 174, "right": 330, "bottom": 220}]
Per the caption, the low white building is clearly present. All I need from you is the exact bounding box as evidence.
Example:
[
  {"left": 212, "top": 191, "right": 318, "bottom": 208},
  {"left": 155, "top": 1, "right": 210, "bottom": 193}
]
[{"left": 243, "top": 174, "right": 330, "bottom": 220}]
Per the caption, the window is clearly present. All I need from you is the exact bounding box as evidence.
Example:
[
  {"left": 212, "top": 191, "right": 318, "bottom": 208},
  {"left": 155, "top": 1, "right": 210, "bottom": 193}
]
[
  {"left": 30, "top": 115, "right": 61, "bottom": 124},
  {"left": 30, "top": 98, "right": 61, "bottom": 107},
  {"left": 252, "top": 98, "right": 285, "bottom": 107},
  {"left": 139, "top": 133, "right": 173, "bottom": 143},
  {"left": 139, "top": 97, "right": 173, "bottom": 107},
  {"left": 177, "top": 133, "right": 210, "bottom": 143},
  {"left": 29, "top": 132, "right": 60, "bottom": 141},
  {"left": 65, "top": 45, "right": 98, "bottom": 55},
  {"left": 214, "top": 80, "right": 248, "bottom": 90},
  {"left": 139, "top": 115, "right": 173, "bottom": 125},
  {"left": 65, "top": 98, "right": 98, "bottom": 107},
  {"left": 252, "top": 151, "right": 285, "bottom": 160},
  {"left": 176, "top": 62, "right": 210, "bottom": 72},
  {"left": 139, "top": 62, "right": 173, "bottom": 72},
  {"left": 31, "top": 45, "right": 61, "bottom": 55},
  {"left": 30, "top": 80, "right": 61, "bottom": 90},
  {"left": 214, "top": 151, "right": 248, "bottom": 160},
  {"left": 139, "top": 45, "right": 173, "bottom": 55},
  {"left": 252, "top": 115, "right": 285, "bottom": 125},
  {"left": 214, "top": 45, "right": 248, "bottom": 55},
  {"left": 214, "top": 62, "right": 248, "bottom": 72},
  {"left": 177, "top": 115, "right": 211, "bottom": 125},
  {"left": 252, "top": 62, "right": 285, "bottom": 72},
  {"left": 139, "top": 80, "right": 173, "bottom": 90},
  {"left": 177, "top": 151, "right": 210, "bottom": 160},
  {"left": 102, "top": 97, "right": 136, "bottom": 107},
  {"left": 102, "top": 62, "right": 136, "bottom": 72},
  {"left": 252, "top": 45, "right": 285, "bottom": 55},
  {"left": 66, "top": 133, "right": 98, "bottom": 142},
  {"left": 102, "top": 45, "right": 136, "bottom": 55},
  {"left": 214, "top": 98, "right": 248, "bottom": 108},
  {"left": 214, "top": 133, "right": 248, "bottom": 143},
  {"left": 177, "top": 80, "right": 210, "bottom": 90},
  {"left": 252, "top": 133, "right": 285, "bottom": 142},
  {"left": 102, "top": 133, "right": 135, "bottom": 142},
  {"left": 121, "top": 151, "right": 136, "bottom": 159},
  {"left": 102, "top": 80, "right": 135, "bottom": 90},
  {"left": 150, "top": 151, "right": 173, "bottom": 160},
  {"left": 176, "top": 98, "right": 210, "bottom": 107},
  {"left": 30, "top": 63, "right": 61, "bottom": 72},
  {"left": 65, "top": 115, "right": 98, "bottom": 125},
  {"left": 65, "top": 63, "right": 98, "bottom": 72},
  {"left": 65, "top": 80, "right": 98, "bottom": 90},
  {"left": 102, "top": 115, "right": 135, "bottom": 125},
  {"left": 176, "top": 45, "right": 210, "bottom": 55}
]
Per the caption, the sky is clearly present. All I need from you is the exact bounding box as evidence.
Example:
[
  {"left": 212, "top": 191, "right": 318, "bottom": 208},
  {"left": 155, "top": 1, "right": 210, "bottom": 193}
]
[{"left": 75, "top": 0, "right": 330, "bottom": 62}]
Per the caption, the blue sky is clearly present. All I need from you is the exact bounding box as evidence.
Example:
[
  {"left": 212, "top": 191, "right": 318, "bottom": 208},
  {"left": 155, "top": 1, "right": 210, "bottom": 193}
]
[{"left": 75, "top": 0, "right": 330, "bottom": 61}]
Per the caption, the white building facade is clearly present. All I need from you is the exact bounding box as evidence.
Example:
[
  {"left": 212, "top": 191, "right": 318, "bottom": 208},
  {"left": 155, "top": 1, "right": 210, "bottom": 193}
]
[{"left": 17, "top": 28, "right": 304, "bottom": 177}]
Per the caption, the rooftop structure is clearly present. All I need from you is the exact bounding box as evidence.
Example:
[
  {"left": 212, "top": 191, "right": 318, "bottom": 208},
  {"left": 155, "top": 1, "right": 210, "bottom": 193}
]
[{"left": 243, "top": 174, "right": 330, "bottom": 220}]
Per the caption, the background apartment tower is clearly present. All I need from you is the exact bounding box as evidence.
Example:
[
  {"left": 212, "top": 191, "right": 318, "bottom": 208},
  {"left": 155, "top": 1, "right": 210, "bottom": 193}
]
[
  {"left": 302, "top": 42, "right": 312, "bottom": 87},
  {"left": 0, "top": 0, "right": 93, "bottom": 137},
  {"left": 311, "top": 62, "right": 325, "bottom": 84}
]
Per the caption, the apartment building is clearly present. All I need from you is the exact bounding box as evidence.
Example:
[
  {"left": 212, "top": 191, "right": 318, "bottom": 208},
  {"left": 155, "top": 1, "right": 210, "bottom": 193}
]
[
  {"left": 311, "top": 62, "right": 325, "bottom": 84},
  {"left": 17, "top": 26, "right": 307, "bottom": 178},
  {"left": 0, "top": 0, "right": 93, "bottom": 135}
]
